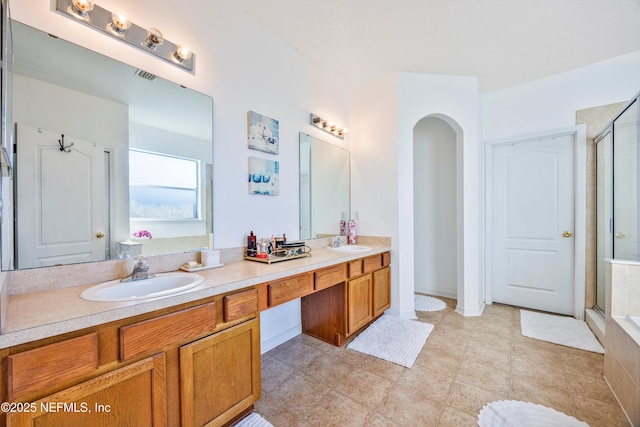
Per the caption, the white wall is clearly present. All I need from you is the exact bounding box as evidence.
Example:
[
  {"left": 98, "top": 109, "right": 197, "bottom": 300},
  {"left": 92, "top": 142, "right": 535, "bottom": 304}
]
[
  {"left": 484, "top": 50, "right": 640, "bottom": 141},
  {"left": 349, "top": 74, "right": 403, "bottom": 313},
  {"left": 13, "top": 74, "right": 128, "bottom": 148},
  {"left": 350, "top": 73, "right": 483, "bottom": 319},
  {"left": 413, "top": 117, "right": 457, "bottom": 298}
]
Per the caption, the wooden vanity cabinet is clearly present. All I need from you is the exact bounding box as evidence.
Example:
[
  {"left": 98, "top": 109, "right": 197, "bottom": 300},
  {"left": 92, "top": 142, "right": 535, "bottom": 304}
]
[
  {"left": 373, "top": 266, "right": 391, "bottom": 316},
  {"left": 301, "top": 251, "right": 391, "bottom": 346},
  {"left": 0, "top": 287, "right": 260, "bottom": 427},
  {"left": 346, "top": 274, "right": 374, "bottom": 334},
  {"left": 6, "top": 353, "right": 167, "bottom": 427},
  {"left": 180, "top": 318, "right": 260, "bottom": 427}
]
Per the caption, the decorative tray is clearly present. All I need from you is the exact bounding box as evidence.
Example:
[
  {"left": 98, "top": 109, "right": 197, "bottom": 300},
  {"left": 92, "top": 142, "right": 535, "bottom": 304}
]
[{"left": 244, "top": 245, "right": 311, "bottom": 264}]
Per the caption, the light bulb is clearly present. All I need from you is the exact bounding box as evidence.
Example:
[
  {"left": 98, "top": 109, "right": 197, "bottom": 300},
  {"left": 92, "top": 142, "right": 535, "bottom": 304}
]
[
  {"left": 174, "top": 44, "right": 193, "bottom": 62},
  {"left": 110, "top": 11, "right": 131, "bottom": 34},
  {"left": 144, "top": 28, "right": 164, "bottom": 49},
  {"left": 71, "top": 0, "right": 93, "bottom": 18}
]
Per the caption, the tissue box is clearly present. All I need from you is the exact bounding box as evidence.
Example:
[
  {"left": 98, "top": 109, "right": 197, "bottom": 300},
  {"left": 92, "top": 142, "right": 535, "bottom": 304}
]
[{"left": 200, "top": 250, "right": 220, "bottom": 267}]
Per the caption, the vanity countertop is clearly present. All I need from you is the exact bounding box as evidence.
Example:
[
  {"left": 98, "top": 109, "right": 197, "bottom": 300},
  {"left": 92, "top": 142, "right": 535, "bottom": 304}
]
[{"left": 0, "top": 241, "right": 391, "bottom": 349}]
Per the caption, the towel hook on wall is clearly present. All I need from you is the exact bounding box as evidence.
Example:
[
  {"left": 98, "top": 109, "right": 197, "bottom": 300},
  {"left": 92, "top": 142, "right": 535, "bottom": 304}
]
[{"left": 58, "top": 134, "right": 74, "bottom": 153}]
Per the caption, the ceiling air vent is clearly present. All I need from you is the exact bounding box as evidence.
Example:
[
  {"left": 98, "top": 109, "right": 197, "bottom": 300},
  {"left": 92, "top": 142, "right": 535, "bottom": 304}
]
[{"left": 134, "top": 69, "right": 157, "bottom": 81}]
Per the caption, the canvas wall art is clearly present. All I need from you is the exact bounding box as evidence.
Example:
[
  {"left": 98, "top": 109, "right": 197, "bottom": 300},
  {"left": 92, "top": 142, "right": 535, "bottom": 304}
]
[
  {"left": 248, "top": 111, "right": 279, "bottom": 154},
  {"left": 248, "top": 156, "right": 279, "bottom": 195}
]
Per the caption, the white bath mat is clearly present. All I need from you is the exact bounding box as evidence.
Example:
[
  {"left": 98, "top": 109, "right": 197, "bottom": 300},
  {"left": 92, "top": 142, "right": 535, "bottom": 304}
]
[
  {"left": 520, "top": 310, "right": 604, "bottom": 354},
  {"left": 414, "top": 294, "right": 447, "bottom": 312},
  {"left": 347, "top": 314, "right": 433, "bottom": 368},
  {"left": 234, "top": 412, "right": 273, "bottom": 427},
  {"left": 478, "top": 400, "right": 589, "bottom": 427}
]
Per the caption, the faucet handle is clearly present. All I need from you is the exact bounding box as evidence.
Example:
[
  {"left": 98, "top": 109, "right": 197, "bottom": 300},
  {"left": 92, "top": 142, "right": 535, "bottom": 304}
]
[{"left": 134, "top": 255, "right": 148, "bottom": 265}]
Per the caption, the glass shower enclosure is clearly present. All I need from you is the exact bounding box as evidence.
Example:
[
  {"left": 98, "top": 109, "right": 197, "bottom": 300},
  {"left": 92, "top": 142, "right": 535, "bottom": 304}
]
[{"left": 595, "top": 92, "right": 640, "bottom": 314}]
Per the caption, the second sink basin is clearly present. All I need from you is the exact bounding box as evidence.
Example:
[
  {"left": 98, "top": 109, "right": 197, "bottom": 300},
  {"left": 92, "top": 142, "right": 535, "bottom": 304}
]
[
  {"left": 81, "top": 272, "right": 205, "bottom": 302},
  {"left": 327, "top": 245, "right": 371, "bottom": 252}
]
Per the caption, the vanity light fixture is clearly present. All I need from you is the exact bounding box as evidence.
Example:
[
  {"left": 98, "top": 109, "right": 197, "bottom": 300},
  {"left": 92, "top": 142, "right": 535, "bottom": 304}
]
[
  {"left": 310, "top": 113, "right": 347, "bottom": 140},
  {"left": 55, "top": 0, "right": 195, "bottom": 73}
]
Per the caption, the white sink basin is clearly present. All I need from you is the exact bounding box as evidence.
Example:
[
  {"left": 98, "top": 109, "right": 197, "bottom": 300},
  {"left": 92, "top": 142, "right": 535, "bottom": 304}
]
[
  {"left": 327, "top": 245, "right": 371, "bottom": 252},
  {"left": 81, "top": 272, "right": 204, "bottom": 302}
]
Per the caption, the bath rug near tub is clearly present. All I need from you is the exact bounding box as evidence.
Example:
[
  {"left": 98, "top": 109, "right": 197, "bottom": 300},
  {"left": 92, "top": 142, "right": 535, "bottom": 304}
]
[
  {"left": 477, "top": 400, "right": 589, "bottom": 426},
  {"left": 414, "top": 294, "right": 447, "bottom": 312},
  {"left": 233, "top": 412, "right": 274, "bottom": 427},
  {"left": 520, "top": 310, "right": 604, "bottom": 354},
  {"left": 346, "top": 314, "right": 433, "bottom": 368}
]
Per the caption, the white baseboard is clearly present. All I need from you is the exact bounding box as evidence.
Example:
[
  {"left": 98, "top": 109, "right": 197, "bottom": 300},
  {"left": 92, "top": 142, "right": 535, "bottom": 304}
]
[
  {"left": 260, "top": 324, "right": 302, "bottom": 354},
  {"left": 414, "top": 285, "right": 457, "bottom": 300},
  {"left": 385, "top": 307, "right": 417, "bottom": 320},
  {"left": 455, "top": 301, "right": 485, "bottom": 317}
]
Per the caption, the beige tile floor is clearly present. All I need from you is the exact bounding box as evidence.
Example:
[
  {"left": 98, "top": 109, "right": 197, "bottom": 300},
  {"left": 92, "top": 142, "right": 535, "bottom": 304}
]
[{"left": 255, "top": 298, "right": 630, "bottom": 427}]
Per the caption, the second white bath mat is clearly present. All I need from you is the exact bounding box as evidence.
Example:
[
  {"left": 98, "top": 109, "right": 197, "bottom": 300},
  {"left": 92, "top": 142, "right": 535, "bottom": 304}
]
[
  {"left": 414, "top": 294, "right": 447, "bottom": 312},
  {"left": 520, "top": 310, "right": 604, "bottom": 354},
  {"left": 347, "top": 314, "right": 433, "bottom": 368}
]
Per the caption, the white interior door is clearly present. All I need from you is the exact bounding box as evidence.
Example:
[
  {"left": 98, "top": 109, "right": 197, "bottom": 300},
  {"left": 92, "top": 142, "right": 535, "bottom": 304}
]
[
  {"left": 490, "top": 134, "right": 575, "bottom": 315},
  {"left": 16, "top": 123, "right": 106, "bottom": 268}
]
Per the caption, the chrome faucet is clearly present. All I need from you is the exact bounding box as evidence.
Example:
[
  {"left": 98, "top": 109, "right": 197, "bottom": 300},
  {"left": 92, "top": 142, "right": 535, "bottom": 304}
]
[
  {"left": 121, "top": 256, "right": 155, "bottom": 282},
  {"left": 332, "top": 236, "right": 344, "bottom": 248}
]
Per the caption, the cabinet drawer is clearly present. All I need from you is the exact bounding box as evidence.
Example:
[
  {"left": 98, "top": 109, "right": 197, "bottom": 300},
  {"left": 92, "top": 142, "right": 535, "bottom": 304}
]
[
  {"left": 120, "top": 302, "right": 216, "bottom": 361},
  {"left": 224, "top": 288, "right": 258, "bottom": 322},
  {"left": 347, "top": 259, "right": 363, "bottom": 278},
  {"left": 363, "top": 254, "right": 383, "bottom": 274},
  {"left": 315, "top": 264, "right": 345, "bottom": 290},
  {"left": 268, "top": 274, "right": 312, "bottom": 307},
  {"left": 7, "top": 332, "right": 98, "bottom": 399}
]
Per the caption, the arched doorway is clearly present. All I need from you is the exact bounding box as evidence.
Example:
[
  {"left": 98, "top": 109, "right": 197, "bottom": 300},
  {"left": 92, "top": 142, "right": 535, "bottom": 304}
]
[{"left": 413, "top": 116, "right": 459, "bottom": 300}]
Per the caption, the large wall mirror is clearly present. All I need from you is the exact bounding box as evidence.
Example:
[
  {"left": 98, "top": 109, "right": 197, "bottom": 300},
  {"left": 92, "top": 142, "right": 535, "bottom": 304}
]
[
  {"left": 1, "top": 20, "right": 213, "bottom": 270},
  {"left": 299, "top": 132, "right": 349, "bottom": 239}
]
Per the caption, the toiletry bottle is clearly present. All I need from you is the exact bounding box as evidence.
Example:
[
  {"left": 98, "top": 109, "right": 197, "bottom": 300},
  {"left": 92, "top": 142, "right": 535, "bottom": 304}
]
[
  {"left": 348, "top": 220, "right": 357, "bottom": 245},
  {"left": 247, "top": 231, "right": 257, "bottom": 256},
  {"left": 340, "top": 211, "right": 347, "bottom": 236}
]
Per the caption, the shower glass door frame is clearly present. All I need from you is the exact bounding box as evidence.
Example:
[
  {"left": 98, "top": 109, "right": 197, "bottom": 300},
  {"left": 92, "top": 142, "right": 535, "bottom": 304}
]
[{"left": 595, "top": 92, "right": 640, "bottom": 316}]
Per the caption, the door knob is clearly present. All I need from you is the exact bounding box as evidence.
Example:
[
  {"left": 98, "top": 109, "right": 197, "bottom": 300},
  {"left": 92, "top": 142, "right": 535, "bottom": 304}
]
[
  {"left": 562, "top": 231, "right": 572, "bottom": 238},
  {"left": 96, "top": 232, "right": 106, "bottom": 239},
  {"left": 615, "top": 232, "right": 626, "bottom": 239}
]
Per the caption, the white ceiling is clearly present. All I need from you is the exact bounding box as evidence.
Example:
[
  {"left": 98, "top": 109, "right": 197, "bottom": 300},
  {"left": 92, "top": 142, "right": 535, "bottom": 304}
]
[{"left": 232, "top": 0, "right": 640, "bottom": 91}]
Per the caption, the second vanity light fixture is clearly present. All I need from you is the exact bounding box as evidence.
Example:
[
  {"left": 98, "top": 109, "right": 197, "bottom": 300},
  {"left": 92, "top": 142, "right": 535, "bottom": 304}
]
[
  {"left": 56, "top": 0, "right": 195, "bottom": 72},
  {"left": 310, "top": 113, "right": 347, "bottom": 139}
]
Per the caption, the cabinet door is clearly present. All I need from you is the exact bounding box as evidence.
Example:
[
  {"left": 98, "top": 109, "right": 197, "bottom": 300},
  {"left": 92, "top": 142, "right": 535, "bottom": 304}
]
[
  {"left": 347, "top": 274, "right": 373, "bottom": 335},
  {"left": 180, "top": 318, "right": 261, "bottom": 427},
  {"left": 6, "top": 354, "right": 166, "bottom": 427},
  {"left": 373, "top": 266, "right": 391, "bottom": 316}
]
